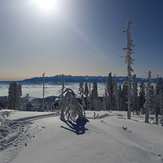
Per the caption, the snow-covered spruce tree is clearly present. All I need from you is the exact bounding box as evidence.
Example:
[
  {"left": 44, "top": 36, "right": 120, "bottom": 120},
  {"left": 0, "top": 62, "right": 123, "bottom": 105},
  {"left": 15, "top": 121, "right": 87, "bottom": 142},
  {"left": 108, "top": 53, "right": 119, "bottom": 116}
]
[
  {"left": 91, "top": 82, "right": 98, "bottom": 98},
  {"left": 79, "top": 82, "right": 86, "bottom": 111},
  {"left": 8, "top": 82, "right": 22, "bottom": 110},
  {"left": 138, "top": 82, "right": 146, "bottom": 114},
  {"left": 154, "top": 86, "right": 160, "bottom": 125},
  {"left": 158, "top": 79, "right": 163, "bottom": 125},
  {"left": 90, "top": 82, "right": 99, "bottom": 110},
  {"left": 132, "top": 74, "right": 138, "bottom": 114},
  {"left": 120, "top": 81, "right": 128, "bottom": 111},
  {"left": 26, "top": 102, "right": 33, "bottom": 111},
  {"left": 150, "top": 85, "right": 155, "bottom": 113},
  {"left": 21, "top": 94, "right": 30, "bottom": 111},
  {"left": 118, "top": 84, "right": 122, "bottom": 111},
  {"left": 144, "top": 71, "right": 153, "bottom": 123},
  {"left": 84, "top": 82, "right": 89, "bottom": 97},
  {"left": 105, "top": 72, "right": 114, "bottom": 110},
  {"left": 79, "top": 82, "right": 84, "bottom": 96},
  {"left": 155, "top": 76, "right": 163, "bottom": 124},
  {"left": 84, "top": 82, "right": 89, "bottom": 110},
  {"left": 112, "top": 79, "right": 119, "bottom": 110},
  {"left": 123, "top": 21, "right": 135, "bottom": 119}
]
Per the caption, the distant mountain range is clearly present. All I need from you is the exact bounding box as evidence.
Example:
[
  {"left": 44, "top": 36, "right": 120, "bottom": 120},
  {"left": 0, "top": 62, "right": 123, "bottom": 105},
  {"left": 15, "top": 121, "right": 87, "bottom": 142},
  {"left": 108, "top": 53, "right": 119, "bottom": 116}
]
[{"left": 0, "top": 75, "right": 158, "bottom": 84}]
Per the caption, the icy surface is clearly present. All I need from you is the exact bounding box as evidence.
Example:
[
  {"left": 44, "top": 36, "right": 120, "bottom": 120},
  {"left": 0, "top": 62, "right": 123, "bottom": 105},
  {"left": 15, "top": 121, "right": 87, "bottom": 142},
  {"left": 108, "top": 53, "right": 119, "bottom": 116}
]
[{"left": 0, "top": 111, "right": 163, "bottom": 163}]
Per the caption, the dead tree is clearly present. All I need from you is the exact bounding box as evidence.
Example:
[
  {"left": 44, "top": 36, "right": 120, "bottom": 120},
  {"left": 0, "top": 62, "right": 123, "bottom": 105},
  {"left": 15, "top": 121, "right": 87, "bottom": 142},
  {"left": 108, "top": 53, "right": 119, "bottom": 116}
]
[{"left": 123, "top": 21, "right": 135, "bottom": 119}]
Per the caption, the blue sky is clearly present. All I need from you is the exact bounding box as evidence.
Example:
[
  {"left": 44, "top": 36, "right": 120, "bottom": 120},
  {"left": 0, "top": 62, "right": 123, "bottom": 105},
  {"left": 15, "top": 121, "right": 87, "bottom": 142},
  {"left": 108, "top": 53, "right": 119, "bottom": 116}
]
[{"left": 0, "top": 0, "right": 162, "bottom": 80}]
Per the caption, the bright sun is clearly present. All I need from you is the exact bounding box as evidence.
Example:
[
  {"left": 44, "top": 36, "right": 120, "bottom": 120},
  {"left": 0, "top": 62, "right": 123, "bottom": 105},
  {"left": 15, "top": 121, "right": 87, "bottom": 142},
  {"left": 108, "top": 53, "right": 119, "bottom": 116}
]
[{"left": 32, "top": 0, "right": 61, "bottom": 15}]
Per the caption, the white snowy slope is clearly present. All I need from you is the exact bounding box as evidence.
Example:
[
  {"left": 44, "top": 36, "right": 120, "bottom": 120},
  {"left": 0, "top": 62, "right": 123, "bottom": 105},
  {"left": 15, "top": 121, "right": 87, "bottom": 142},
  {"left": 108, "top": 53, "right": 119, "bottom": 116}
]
[{"left": 1, "top": 111, "right": 163, "bottom": 163}]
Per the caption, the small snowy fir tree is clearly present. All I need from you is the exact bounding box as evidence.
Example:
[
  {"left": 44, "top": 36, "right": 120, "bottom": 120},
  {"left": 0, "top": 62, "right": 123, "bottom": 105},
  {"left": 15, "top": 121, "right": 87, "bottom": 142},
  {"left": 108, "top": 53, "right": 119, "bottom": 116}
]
[
  {"left": 132, "top": 74, "right": 138, "bottom": 114},
  {"left": 90, "top": 82, "right": 99, "bottom": 110},
  {"left": 118, "top": 85, "right": 122, "bottom": 111},
  {"left": 121, "top": 81, "right": 128, "bottom": 111},
  {"left": 105, "top": 72, "right": 114, "bottom": 110},
  {"left": 139, "top": 82, "right": 146, "bottom": 114},
  {"left": 84, "top": 82, "right": 89, "bottom": 97},
  {"left": 84, "top": 82, "right": 89, "bottom": 110},
  {"left": 112, "top": 79, "right": 119, "bottom": 110},
  {"left": 79, "top": 82, "right": 84, "bottom": 96},
  {"left": 154, "top": 77, "right": 162, "bottom": 124},
  {"left": 8, "top": 82, "right": 22, "bottom": 110},
  {"left": 91, "top": 82, "right": 98, "bottom": 98},
  {"left": 158, "top": 79, "right": 163, "bottom": 125},
  {"left": 144, "top": 71, "right": 153, "bottom": 123}
]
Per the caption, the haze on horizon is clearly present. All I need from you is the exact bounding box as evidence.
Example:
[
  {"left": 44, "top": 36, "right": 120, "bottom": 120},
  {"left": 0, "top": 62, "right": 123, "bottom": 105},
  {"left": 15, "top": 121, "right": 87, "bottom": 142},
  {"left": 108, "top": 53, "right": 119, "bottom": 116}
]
[{"left": 0, "top": 0, "right": 162, "bottom": 80}]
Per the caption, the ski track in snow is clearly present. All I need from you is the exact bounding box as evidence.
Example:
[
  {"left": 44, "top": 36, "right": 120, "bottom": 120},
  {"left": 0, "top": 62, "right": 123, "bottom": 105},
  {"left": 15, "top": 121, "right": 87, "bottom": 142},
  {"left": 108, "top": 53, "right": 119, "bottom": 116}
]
[
  {"left": 0, "top": 111, "right": 59, "bottom": 163},
  {"left": 0, "top": 111, "right": 163, "bottom": 163}
]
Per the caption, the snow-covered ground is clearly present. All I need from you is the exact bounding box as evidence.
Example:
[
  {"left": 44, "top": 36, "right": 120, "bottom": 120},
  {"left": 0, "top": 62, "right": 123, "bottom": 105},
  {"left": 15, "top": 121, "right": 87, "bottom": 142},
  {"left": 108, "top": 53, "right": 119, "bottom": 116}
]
[
  {"left": 6, "top": 110, "right": 56, "bottom": 120},
  {"left": 0, "top": 110, "right": 163, "bottom": 163}
]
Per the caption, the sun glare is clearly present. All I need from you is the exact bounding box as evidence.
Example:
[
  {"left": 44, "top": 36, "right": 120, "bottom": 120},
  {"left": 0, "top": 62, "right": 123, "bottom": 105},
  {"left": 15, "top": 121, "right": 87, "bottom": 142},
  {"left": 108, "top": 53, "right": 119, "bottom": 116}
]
[{"left": 32, "top": 0, "right": 61, "bottom": 15}]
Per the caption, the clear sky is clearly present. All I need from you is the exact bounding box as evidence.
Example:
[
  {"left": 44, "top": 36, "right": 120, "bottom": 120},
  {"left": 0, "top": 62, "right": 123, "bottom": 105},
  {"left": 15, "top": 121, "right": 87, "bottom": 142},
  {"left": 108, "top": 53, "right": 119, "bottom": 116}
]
[{"left": 0, "top": 0, "right": 162, "bottom": 80}]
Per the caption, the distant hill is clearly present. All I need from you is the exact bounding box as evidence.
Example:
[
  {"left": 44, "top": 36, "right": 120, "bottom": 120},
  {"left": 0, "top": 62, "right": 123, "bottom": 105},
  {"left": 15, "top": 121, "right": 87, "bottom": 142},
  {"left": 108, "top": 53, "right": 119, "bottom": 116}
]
[
  {"left": 21, "top": 75, "right": 131, "bottom": 84},
  {"left": 0, "top": 75, "right": 159, "bottom": 85}
]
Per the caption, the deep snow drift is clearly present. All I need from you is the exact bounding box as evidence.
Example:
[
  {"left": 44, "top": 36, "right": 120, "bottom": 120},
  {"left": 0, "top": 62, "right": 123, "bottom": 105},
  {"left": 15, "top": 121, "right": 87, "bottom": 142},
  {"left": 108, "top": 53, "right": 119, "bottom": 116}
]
[{"left": 0, "top": 110, "right": 163, "bottom": 163}]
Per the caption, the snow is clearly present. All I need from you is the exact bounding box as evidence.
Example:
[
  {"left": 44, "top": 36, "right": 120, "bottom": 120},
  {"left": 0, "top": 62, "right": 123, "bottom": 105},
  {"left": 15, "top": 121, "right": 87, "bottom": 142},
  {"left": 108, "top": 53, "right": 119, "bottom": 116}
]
[
  {"left": 0, "top": 111, "right": 163, "bottom": 163},
  {"left": 7, "top": 110, "right": 55, "bottom": 120}
]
